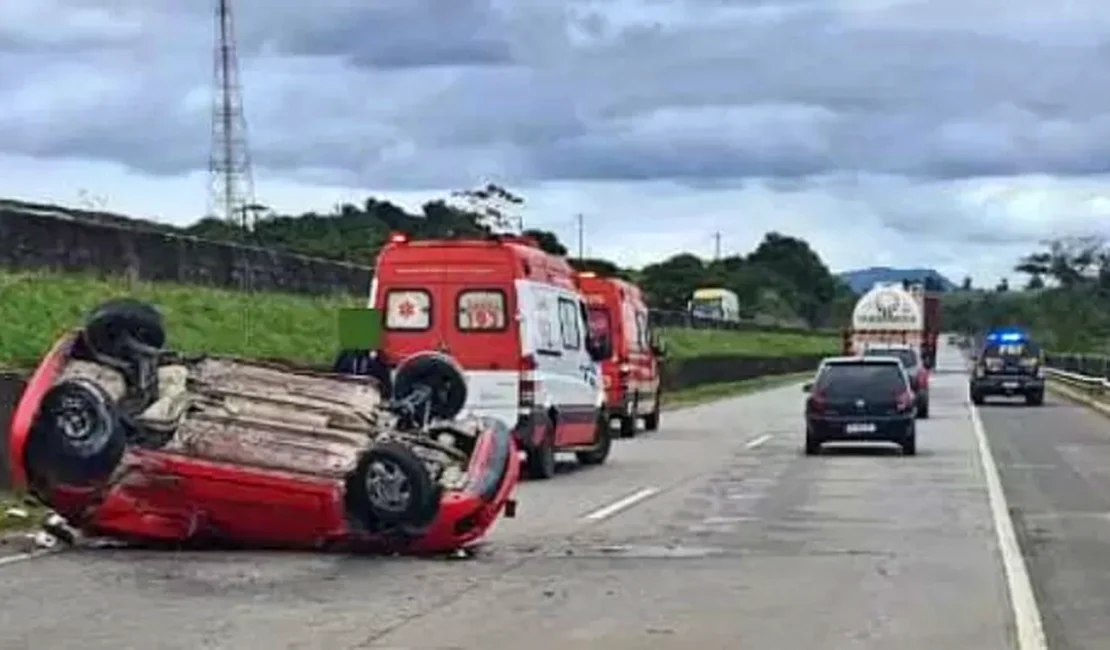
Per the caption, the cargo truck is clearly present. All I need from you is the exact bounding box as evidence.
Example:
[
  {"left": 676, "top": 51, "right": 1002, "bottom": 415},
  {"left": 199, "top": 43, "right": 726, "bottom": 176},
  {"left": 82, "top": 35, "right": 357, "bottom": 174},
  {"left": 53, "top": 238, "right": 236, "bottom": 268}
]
[{"left": 841, "top": 281, "right": 941, "bottom": 369}]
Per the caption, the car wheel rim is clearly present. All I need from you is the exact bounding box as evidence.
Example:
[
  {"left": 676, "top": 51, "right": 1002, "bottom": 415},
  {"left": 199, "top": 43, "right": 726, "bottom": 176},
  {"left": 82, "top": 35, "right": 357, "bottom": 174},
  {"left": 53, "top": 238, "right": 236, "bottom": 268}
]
[
  {"left": 55, "top": 394, "right": 96, "bottom": 442},
  {"left": 365, "top": 459, "right": 412, "bottom": 513}
]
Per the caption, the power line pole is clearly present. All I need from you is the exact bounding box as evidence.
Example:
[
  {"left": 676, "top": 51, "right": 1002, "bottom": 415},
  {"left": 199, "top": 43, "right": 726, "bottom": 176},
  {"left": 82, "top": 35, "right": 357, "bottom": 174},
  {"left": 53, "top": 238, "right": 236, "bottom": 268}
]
[
  {"left": 209, "top": 0, "right": 255, "bottom": 231},
  {"left": 576, "top": 213, "right": 584, "bottom": 260},
  {"left": 713, "top": 231, "right": 722, "bottom": 261},
  {"left": 209, "top": 0, "right": 257, "bottom": 342}
]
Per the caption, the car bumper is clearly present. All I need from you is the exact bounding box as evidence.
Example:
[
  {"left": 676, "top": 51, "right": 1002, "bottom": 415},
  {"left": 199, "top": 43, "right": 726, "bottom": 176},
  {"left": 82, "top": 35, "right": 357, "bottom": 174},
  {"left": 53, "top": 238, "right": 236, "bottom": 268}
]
[
  {"left": 970, "top": 375, "right": 1044, "bottom": 395},
  {"left": 807, "top": 414, "right": 915, "bottom": 443}
]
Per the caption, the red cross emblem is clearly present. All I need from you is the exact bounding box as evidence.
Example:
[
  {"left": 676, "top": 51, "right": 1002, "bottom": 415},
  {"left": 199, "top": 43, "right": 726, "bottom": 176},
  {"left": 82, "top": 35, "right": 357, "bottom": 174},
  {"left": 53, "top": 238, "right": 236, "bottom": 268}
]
[{"left": 398, "top": 300, "right": 416, "bottom": 318}]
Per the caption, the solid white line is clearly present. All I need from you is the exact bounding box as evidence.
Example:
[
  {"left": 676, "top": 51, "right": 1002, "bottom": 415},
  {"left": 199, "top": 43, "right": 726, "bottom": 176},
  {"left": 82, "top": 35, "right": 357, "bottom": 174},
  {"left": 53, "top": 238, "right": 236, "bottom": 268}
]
[
  {"left": 968, "top": 400, "right": 1047, "bottom": 650},
  {"left": 746, "top": 434, "right": 773, "bottom": 449},
  {"left": 582, "top": 487, "right": 660, "bottom": 521}
]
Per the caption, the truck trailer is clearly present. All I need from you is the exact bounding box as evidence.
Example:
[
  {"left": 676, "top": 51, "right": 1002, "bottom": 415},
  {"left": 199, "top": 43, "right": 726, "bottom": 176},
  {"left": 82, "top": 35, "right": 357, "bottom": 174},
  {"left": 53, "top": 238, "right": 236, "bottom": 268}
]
[{"left": 841, "top": 281, "right": 941, "bottom": 369}]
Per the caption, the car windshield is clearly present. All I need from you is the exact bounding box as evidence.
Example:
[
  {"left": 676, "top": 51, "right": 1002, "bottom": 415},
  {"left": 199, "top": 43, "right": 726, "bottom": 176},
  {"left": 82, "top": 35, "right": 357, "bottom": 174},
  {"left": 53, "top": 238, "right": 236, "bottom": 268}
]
[
  {"left": 863, "top": 348, "right": 918, "bottom": 369},
  {"left": 816, "top": 362, "right": 906, "bottom": 398}
]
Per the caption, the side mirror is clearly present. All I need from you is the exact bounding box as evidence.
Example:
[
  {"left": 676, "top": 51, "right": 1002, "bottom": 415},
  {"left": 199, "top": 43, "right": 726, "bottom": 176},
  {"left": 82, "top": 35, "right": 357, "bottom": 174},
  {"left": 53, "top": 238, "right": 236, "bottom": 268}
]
[
  {"left": 587, "top": 333, "right": 612, "bottom": 362},
  {"left": 801, "top": 382, "right": 813, "bottom": 393}
]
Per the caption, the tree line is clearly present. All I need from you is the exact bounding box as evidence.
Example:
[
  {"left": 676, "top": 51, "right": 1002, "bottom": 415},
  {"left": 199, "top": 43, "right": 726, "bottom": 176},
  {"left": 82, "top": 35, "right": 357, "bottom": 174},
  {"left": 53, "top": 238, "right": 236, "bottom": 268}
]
[
  {"left": 180, "top": 193, "right": 853, "bottom": 328},
  {"left": 942, "top": 236, "right": 1110, "bottom": 353}
]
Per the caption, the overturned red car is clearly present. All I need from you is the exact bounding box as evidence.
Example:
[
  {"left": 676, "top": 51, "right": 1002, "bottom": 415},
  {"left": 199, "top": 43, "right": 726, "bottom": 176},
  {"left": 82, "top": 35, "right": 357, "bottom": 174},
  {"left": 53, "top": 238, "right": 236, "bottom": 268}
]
[{"left": 8, "top": 300, "right": 519, "bottom": 554}]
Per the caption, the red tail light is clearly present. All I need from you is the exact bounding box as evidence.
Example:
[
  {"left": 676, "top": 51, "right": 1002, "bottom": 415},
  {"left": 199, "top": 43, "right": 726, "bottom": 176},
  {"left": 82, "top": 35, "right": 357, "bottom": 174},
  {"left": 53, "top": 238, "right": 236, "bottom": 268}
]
[
  {"left": 519, "top": 354, "right": 536, "bottom": 408},
  {"left": 896, "top": 389, "right": 914, "bottom": 411},
  {"left": 808, "top": 391, "right": 827, "bottom": 413}
]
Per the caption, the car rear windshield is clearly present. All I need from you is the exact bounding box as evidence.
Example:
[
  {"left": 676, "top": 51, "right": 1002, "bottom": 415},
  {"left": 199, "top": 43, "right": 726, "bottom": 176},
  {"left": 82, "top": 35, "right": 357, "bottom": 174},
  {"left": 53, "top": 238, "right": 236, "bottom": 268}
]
[
  {"left": 816, "top": 362, "right": 907, "bottom": 398},
  {"left": 982, "top": 341, "right": 1040, "bottom": 358},
  {"left": 864, "top": 348, "right": 918, "bottom": 368},
  {"left": 587, "top": 306, "right": 611, "bottom": 339}
]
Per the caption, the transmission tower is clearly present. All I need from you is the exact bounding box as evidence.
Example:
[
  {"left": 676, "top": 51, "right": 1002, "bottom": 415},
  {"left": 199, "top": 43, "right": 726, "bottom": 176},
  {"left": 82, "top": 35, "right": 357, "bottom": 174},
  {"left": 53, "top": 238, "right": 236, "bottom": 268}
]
[{"left": 208, "top": 0, "right": 256, "bottom": 230}]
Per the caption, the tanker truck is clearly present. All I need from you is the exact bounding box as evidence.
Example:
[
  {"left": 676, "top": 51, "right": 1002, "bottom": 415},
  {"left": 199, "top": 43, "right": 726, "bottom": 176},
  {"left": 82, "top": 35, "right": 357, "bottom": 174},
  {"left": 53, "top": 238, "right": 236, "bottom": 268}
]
[{"left": 842, "top": 281, "right": 941, "bottom": 369}]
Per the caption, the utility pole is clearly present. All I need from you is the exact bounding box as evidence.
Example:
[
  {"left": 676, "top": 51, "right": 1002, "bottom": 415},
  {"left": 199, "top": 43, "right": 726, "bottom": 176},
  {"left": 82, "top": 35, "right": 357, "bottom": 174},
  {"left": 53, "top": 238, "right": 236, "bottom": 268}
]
[
  {"left": 209, "top": 0, "right": 255, "bottom": 232},
  {"left": 576, "top": 213, "right": 584, "bottom": 260},
  {"left": 713, "top": 231, "right": 722, "bottom": 261},
  {"left": 209, "top": 0, "right": 257, "bottom": 343}
]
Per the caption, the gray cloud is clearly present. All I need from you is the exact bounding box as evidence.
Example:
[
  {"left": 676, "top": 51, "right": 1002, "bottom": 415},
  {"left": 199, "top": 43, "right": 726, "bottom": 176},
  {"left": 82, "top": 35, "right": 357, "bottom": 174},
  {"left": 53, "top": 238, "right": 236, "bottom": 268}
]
[{"left": 4, "top": 0, "right": 1110, "bottom": 193}]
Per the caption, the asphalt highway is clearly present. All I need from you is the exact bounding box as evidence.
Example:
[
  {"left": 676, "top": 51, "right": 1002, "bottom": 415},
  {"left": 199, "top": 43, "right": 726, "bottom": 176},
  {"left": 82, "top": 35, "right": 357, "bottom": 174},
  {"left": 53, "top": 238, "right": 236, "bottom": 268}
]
[
  {"left": 980, "top": 382, "right": 1110, "bottom": 649},
  {"left": 0, "top": 344, "right": 1031, "bottom": 649}
]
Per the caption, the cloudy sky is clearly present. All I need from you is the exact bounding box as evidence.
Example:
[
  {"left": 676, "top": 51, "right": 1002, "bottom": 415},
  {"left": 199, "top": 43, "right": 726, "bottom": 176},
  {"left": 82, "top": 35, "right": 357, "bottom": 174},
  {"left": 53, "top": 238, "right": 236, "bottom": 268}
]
[{"left": 4, "top": 0, "right": 1110, "bottom": 285}]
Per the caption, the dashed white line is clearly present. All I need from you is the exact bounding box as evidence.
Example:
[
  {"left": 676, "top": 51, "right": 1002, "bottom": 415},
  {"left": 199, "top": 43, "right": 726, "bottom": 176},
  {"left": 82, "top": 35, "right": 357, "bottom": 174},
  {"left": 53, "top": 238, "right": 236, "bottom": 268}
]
[
  {"left": 0, "top": 549, "right": 55, "bottom": 568},
  {"left": 582, "top": 487, "right": 660, "bottom": 521},
  {"left": 969, "top": 400, "right": 1047, "bottom": 650},
  {"left": 745, "top": 434, "right": 773, "bottom": 449}
]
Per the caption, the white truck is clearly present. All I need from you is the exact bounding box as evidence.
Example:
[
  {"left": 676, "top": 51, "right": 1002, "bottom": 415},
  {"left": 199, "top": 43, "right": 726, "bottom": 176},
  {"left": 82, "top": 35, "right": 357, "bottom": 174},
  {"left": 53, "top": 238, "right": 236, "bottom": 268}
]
[
  {"left": 842, "top": 282, "right": 938, "bottom": 367},
  {"left": 687, "top": 287, "right": 741, "bottom": 322}
]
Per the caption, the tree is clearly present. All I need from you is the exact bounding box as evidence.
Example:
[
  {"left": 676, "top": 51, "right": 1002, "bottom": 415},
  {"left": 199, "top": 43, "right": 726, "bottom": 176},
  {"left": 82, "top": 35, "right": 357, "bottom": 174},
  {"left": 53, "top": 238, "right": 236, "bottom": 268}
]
[
  {"left": 522, "top": 229, "right": 567, "bottom": 256},
  {"left": 996, "top": 278, "right": 1009, "bottom": 292},
  {"left": 961, "top": 276, "right": 973, "bottom": 291},
  {"left": 1024, "top": 273, "right": 1044, "bottom": 291}
]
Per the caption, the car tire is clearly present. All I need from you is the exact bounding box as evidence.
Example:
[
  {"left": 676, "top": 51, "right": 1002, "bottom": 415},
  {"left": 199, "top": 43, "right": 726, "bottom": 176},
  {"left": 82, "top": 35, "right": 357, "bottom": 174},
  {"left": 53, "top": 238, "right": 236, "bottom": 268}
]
[
  {"left": 917, "top": 399, "right": 930, "bottom": 419},
  {"left": 643, "top": 390, "right": 661, "bottom": 432},
  {"left": 392, "top": 351, "right": 468, "bottom": 421},
  {"left": 576, "top": 411, "right": 612, "bottom": 466},
  {"left": 617, "top": 413, "right": 636, "bottom": 438},
  {"left": 524, "top": 419, "right": 557, "bottom": 480},
  {"left": 970, "top": 391, "right": 985, "bottom": 405},
  {"left": 83, "top": 299, "right": 166, "bottom": 362},
  {"left": 902, "top": 425, "right": 917, "bottom": 456},
  {"left": 345, "top": 441, "right": 439, "bottom": 529},
  {"left": 24, "top": 379, "right": 128, "bottom": 486},
  {"left": 804, "top": 430, "right": 821, "bottom": 456},
  {"left": 1026, "top": 391, "right": 1045, "bottom": 406}
]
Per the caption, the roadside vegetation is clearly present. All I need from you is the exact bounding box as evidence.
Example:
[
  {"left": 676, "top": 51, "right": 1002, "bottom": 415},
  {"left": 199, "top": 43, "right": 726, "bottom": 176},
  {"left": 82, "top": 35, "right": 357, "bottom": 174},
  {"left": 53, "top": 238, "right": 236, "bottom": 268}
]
[
  {"left": 943, "top": 236, "right": 1110, "bottom": 354},
  {"left": 0, "top": 269, "right": 840, "bottom": 370}
]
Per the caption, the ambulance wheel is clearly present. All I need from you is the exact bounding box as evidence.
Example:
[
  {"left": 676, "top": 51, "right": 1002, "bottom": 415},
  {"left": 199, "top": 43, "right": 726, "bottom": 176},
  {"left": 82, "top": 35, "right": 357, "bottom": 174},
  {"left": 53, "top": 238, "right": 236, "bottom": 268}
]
[
  {"left": 524, "top": 419, "right": 557, "bottom": 480},
  {"left": 577, "top": 411, "right": 612, "bottom": 466},
  {"left": 617, "top": 413, "right": 636, "bottom": 438},
  {"left": 643, "top": 390, "right": 661, "bottom": 431}
]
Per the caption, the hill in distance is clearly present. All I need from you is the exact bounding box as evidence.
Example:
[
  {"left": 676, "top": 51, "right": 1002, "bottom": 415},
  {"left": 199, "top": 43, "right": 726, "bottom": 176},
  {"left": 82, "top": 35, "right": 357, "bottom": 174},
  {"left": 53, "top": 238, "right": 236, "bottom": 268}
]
[{"left": 838, "top": 267, "right": 957, "bottom": 294}]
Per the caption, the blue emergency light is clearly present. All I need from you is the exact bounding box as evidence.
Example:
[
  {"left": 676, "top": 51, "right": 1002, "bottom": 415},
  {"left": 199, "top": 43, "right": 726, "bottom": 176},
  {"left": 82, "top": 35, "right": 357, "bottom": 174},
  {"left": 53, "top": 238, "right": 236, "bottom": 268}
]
[{"left": 986, "top": 328, "right": 1026, "bottom": 343}]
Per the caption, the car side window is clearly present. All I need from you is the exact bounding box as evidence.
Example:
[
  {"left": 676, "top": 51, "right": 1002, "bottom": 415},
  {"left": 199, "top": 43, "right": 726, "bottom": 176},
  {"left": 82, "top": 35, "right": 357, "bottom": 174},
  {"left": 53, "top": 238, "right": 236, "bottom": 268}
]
[{"left": 557, "top": 297, "right": 581, "bottom": 350}]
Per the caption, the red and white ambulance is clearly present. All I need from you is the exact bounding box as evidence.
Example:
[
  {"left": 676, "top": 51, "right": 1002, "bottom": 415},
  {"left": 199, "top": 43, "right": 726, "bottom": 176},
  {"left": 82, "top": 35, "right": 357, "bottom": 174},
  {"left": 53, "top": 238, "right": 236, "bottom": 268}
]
[
  {"left": 576, "top": 272, "right": 665, "bottom": 437},
  {"left": 367, "top": 233, "right": 613, "bottom": 479}
]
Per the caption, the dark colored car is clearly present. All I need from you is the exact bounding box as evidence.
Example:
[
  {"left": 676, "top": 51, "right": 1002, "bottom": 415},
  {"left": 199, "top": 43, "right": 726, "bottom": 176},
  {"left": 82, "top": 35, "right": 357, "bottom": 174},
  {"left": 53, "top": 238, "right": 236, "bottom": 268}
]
[
  {"left": 969, "top": 334, "right": 1045, "bottom": 406},
  {"left": 803, "top": 357, "right": 917, "bottom": 456},
  {"left": 862, "top": 345, "right": 930, "bottom": 419}
]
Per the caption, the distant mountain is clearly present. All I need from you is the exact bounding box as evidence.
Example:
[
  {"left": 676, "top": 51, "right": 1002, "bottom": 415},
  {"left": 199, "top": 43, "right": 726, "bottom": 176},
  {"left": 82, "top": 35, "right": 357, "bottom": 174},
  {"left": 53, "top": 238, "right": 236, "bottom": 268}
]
[{"left": 837, "top": 267, "right": 957, "bottom": 294}]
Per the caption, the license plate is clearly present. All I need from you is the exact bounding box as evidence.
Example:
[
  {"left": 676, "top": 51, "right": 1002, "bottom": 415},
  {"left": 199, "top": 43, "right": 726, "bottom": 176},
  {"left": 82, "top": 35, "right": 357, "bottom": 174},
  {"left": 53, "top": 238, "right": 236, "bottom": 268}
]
[
  {"left": 845, "top": 423, "right": 876, "bottom": 434},
  {"left": 1003, "top": 381, "right": 1019, "bottom": 389}
]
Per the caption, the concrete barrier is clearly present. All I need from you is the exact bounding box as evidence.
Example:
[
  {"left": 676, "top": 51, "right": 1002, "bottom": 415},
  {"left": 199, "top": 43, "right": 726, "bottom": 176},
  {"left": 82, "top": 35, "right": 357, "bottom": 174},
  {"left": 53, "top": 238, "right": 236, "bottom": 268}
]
[{"left": 0, "top": 373, "right": 27, "bottom": 489}]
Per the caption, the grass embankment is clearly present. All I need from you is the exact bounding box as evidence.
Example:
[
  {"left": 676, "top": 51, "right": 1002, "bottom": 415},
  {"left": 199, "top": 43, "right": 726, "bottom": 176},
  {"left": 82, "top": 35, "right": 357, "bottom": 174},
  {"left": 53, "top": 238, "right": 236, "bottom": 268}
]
[
  {"left": 664, "top": 372, "right": 813, "bottom": 409},
  {"left": 0, "top": 269, "right": 842, "bottom": 369}
]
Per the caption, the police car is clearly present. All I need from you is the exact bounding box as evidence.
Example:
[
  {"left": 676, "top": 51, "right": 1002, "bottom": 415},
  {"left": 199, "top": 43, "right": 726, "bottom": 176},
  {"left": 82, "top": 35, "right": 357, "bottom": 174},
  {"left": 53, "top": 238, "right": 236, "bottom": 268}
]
[{"left": 968, "top": 328, "right": 1045, "bottom": 406}]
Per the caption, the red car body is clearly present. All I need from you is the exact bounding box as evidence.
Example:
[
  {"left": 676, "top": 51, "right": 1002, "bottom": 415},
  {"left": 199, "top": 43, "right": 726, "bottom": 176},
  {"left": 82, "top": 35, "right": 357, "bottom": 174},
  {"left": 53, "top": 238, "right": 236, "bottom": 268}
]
[{"left": 10, "top": 326, "right": 519, "bottom": 555}]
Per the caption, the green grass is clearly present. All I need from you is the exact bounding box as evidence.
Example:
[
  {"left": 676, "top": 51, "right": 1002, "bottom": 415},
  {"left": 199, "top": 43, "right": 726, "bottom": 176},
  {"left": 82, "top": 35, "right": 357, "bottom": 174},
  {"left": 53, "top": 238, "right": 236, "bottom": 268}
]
[
  {"left": 0, "top": 269, "right": 840, "bottom": 369},
  {"left": 664, "top": 371, "right": 812, "bottom": 409},
  {"left": 660, "top": 327, "right": 840, "bottom": 359},
  {"left": 0, "top": 492, "right": 48, "bottom": 533},
  {"left": 0, "top": 270, "right": 358, "bottom": 369}
]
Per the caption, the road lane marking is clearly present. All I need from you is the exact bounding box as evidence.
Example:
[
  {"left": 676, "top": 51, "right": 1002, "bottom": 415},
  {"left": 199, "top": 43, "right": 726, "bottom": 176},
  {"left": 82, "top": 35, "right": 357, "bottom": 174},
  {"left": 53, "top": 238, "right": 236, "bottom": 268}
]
[
  {"left": 745, "top": 434, "right": 773, "bottom": 449},
  {"left": 969, "top": 401, "right": 1047, "bottom": 650},
  {"left": 582, "top": 487, "right": 660, "bottom": 521},
  {"left": 0, "top": 549, "right": 56, "bottom": 568}
]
